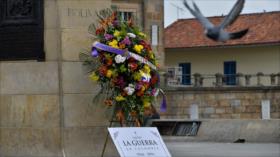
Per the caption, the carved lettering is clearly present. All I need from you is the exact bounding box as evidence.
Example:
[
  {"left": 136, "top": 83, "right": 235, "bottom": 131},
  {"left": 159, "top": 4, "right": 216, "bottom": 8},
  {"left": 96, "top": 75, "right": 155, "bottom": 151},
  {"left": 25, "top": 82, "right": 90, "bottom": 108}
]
[{"left": 67, "top": 8, "right": 94, "bottom": 18}]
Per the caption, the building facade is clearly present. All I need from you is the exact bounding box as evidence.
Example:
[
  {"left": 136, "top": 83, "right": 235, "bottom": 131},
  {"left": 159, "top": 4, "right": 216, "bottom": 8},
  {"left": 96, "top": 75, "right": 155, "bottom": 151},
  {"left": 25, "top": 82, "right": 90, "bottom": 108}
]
[
  {"left": 0, "top": 0, "right": 164, "bottom": 156},
  {"left": 162, "top": 12, "right": 280, "bottom": 120}
]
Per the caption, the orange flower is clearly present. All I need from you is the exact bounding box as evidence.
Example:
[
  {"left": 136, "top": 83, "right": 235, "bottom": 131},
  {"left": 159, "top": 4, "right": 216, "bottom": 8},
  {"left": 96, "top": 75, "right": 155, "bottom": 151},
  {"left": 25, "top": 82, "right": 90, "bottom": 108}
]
[
  {"left": 99, "top": 66, "right": 107, "bottom": 76},
  {"left": 119, "top": 43, "right": 126, "bottom": 49}
]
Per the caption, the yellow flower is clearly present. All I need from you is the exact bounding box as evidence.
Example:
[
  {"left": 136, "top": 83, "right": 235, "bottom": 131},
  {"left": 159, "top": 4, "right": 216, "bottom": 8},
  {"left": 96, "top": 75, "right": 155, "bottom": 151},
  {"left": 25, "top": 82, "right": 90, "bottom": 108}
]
[
  {"left": 133, "top": 44, "right": 144, "bottom": 54},
  {"left": 115, "top": 95, "right": 125, "bottom": 101},
  {"left": 114, "top": 30, "right": 120, "bottom": 37},
  {"left": 89, "top": 72, "right": 99, "bottom": 81},
  {"left": 138, "top": 32, "right": 146, "bottom": 38},
  {"left": 143, "top": 101, "right": 151, "bottom": 108},
  {"left": 143, "top": 65, "right": 151, "bottom": 73},
  {"left": 106, "top": 69, "right": 113, "bottom": 78},
  {"left": 109, "top": 39, "right": 119, "bottom": 48},
  {"left": 133, "top": 72, "right": 142, "bottom": 81},
  {"left": 149, "top": 51, "right": 155, "bottom": 60}
]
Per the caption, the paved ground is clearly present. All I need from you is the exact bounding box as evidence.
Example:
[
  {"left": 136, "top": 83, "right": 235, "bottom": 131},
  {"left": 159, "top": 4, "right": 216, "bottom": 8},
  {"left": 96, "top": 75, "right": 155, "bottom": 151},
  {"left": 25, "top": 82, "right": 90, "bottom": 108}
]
[{"left": 166, "top": 142, "right": 280, "bottom": 157}]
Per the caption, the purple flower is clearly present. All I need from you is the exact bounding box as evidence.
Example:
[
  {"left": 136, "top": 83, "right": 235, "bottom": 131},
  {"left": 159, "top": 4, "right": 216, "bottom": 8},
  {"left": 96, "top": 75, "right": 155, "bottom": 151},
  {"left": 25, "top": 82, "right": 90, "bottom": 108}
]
[
  {"left": 113, "top": 20, "right": 119, "bottom": 27},
  {"left": 135, "top": 83, "right": 143, "bottom": 90},
  {"left": 104, "top": 34, "right": 113, "bottom": 40},
  {"left": 120, "top": 36, "right": 131, "bottom": 45},
  {"left": 114, "top": 76, "right": 126, "bottom": 88}
]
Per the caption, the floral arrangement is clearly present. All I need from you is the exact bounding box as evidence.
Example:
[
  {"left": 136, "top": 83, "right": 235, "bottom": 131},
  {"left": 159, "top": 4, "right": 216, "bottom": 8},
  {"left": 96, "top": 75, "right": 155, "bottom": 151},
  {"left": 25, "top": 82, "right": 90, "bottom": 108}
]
[{"left": 81, "top": 9, "right": 165, "bottom": 126}]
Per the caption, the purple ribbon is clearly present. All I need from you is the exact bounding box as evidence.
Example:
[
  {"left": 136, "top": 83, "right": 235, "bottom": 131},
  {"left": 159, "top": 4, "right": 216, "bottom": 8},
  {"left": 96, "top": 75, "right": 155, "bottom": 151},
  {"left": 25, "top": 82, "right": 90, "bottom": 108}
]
[
  {"left": 91, "top": 42, "right": 125, "bottom": 57},
  {"left": 160, "top": 96, "right": 167, "bottom": 112},
  {"left": 159, "top": 89, "right": 167, "bottom": 112}
]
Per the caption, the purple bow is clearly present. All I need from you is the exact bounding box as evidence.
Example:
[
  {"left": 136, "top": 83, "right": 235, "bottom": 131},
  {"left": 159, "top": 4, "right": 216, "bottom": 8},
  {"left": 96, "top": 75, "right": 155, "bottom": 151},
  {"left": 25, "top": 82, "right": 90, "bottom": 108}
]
[{"left": 91, "top": 42, "right": 126, "bottom": 57}]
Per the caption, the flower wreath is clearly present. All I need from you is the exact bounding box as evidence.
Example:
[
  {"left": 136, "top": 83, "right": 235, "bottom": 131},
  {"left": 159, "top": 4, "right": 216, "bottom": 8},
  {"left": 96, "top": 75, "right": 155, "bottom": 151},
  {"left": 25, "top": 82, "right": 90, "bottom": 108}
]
[{"left": 81, "top": 9, "right": 166, "bottom": 127}]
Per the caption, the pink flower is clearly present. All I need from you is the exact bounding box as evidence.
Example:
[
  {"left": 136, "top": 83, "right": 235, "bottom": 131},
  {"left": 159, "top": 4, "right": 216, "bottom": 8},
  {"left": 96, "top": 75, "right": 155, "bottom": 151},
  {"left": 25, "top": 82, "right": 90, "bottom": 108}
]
[
  {"left": 120, "top": 36, "right": 131, "bottom": 45},
  {"left": 104, "top": 34, "right": 113, "bottom": 40}
]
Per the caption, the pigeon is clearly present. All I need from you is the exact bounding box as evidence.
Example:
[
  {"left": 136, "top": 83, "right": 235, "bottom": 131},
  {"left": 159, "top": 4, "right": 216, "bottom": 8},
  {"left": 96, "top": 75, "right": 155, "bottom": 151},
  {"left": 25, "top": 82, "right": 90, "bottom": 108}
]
[{"left": 183, "top": 0, "right": 249, "bottom": 42}]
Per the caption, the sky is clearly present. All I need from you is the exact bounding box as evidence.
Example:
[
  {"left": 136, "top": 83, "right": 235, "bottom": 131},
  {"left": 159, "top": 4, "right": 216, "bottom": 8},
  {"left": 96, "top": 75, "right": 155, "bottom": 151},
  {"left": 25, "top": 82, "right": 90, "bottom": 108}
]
[{"left": 164, "top": 0, "right": 280, "bottom": 27}]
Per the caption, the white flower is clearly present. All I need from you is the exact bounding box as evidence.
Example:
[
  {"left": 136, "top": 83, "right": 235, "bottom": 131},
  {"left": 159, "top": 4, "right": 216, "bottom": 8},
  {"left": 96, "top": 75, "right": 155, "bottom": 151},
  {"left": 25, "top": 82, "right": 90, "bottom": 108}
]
[
  {"left": 127, "top": 33, "right": 136, "bottom": 38},
  {"left": 115, "top": 55, "right": 126, "bottom": 64},
  {"left": 124, "top": 84, "right": 135, "bottom": 95}
]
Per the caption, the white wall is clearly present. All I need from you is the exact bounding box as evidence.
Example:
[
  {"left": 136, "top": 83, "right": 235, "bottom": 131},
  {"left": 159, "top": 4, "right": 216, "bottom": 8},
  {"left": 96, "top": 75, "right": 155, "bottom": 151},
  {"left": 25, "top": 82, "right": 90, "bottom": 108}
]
[{"left": 165, "top": 45, "right": 280, "bottom": 86}]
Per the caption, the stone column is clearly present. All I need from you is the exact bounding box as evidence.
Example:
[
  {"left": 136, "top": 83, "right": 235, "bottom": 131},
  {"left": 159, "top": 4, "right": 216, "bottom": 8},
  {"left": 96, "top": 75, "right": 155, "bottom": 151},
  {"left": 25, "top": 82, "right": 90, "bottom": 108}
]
[
  {"left": 199, "top": 76, "right": 204, "bottom": 87},
  {"left": 270, "top": 73, "right": 276, "bottom": 86},
  {"left": 236, "top": 73, "right": 243, "bottom": 86},
  {"left": 215, "top": 73, "right": 223, "bottom": 87},
  {"left": 257, "top": 72, "right": 264, "bottom": 86},
  {"left": 193, "top": 73, "right": 201, "bottom": 87},
  {"left": 277, "top": 73, "right": 280, "bottom": 86},
  {"left": 245, "top": 74, "right": 251, "bottom": 86}
]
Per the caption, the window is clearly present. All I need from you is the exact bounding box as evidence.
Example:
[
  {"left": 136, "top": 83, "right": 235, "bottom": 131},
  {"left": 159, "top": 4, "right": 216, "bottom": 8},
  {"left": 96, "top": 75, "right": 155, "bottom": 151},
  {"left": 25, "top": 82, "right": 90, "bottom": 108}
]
[
  {"left": 224, "top": 61, "right": 236, "bottom": 85},
  {"left": 0, "top": 0, "right": 44, "bottom": 60},
  {"left": 179, "top": 63, "right": 191, "bottom": 85},
  {"left": 117, "top": 11, "right": 133, "bottom": 21}
]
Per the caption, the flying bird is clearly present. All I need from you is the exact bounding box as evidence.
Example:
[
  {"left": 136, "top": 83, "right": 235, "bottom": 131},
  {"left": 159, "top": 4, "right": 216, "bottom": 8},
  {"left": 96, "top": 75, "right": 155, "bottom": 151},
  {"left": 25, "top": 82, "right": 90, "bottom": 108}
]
[{"left": 183, "top": 0, "right": 249, "bottom": 42}]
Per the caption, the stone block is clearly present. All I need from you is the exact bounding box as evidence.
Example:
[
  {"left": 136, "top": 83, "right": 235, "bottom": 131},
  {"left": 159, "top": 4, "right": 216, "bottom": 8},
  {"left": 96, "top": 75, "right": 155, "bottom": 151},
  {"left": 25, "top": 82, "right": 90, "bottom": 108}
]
[
  {"left": 200, "top": 113, "right": 210, "bottom": 118},
  {"left": 207, "top": 100, "right": 218, "bottom": 107},
  {"left": 64, "top": 127, "right": 118, "bottom": 157},
  {"left": 45, "top": 29, "right": 59, "bottom": 61},
  {"left": 197, "top": 119, "right": 241, "bottom": 141},
  {"left": 0, "top": 95, "right": 60, "bottom": 127},
  {"left": 184, "top": 93, "right": 194, "bottom": 100},
  {"left": 249, "top": 99, "right": 261, "bottom": 106},
  {"left": 210, "top": 114, "right": 220, "bottom": 118},
  {"left": 232, "top": 106, "right": 246, "bottom": 113},
  {"left": 57, "top": 0, "right": 110, "bottom": 29},
  {"left": 251, "top": 113, "right": 261, "bottom": 119},
  {"left": 61, "top": 29, "right": 92, "bottom": 61},
  {"left": 0, "top": 62, "right": 59, "bottom": 94},
  {"left": 271, "top": 112, "right": 280, "bottom": 119},
  {"left": 245, "top": 106, "right": 261, "bottom": 113},
  {"left": 230, "top": 99, "right": 241, "bottom": 107},
  {"left": 215, "top": 108, "right": 226, "bottom": 114},
  {"left": 62, "top": 62, "right": 100, "bottom": 93},
  {"left": 45, "top": 0, "right": 59, "bottom": 29},
  {"left": 231, "top": 114, "right": 240, "bottom": 119},
  {"left": 0, "top": 128, "right": 61, "bottom": 157},
  {"left": 63, "top": 94, "right": 110, "bottom": 127},
  {"left": 172, "top": 92, "right": 183, "bottom": 100},
  {"left": 240, "top": 113, "right": 253, "bottom": 119},
  {"left": 218, "top": 100, "right": 230, "bottom": 107},
  {"left": 219, "top": 114, "right": 231, "bottom": 119},
  {"left": 204, "top": 107, "right": 215, "bottom": 114},
  {"left": 217, "top": 93, "right": 235, "bottom": 99},
  {"left": 225, "top": 107, "right": 233, "bottom": 114},
  {"left": 204, "top": 93, "right": 216, "bottom": 100},
  {"left": 241, "top": 99, "right": 251, "bottom": 106}
]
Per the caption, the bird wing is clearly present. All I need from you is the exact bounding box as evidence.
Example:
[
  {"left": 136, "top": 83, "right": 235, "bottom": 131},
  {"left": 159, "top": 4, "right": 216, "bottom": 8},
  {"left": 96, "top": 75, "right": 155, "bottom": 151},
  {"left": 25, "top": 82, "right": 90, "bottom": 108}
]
[
  {"left": 219, "top": 0, "right": 245, "bottom": 28},
  {"left": 183, "top": 0, "right": 214, "bottom": 29}
]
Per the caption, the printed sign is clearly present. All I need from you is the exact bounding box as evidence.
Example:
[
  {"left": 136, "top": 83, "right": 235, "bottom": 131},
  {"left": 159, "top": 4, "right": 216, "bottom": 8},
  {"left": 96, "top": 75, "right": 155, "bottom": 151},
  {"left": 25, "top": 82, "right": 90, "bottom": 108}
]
[
  {"left": 108, "top": 127, "right": 171, "bottom": 157},
  {"left": 261, "top": 100, "right": 270, "bottom": 119}
]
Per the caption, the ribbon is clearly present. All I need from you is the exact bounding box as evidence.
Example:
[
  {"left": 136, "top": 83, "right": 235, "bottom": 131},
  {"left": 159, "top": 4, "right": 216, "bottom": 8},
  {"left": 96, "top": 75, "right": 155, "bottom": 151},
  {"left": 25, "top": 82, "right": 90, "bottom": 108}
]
[
  {"left": 92, "top": 41, "right": 157, "bottom": 70},
  {"left": 159, "top": 89, "right": 167, "bottom": 112}
]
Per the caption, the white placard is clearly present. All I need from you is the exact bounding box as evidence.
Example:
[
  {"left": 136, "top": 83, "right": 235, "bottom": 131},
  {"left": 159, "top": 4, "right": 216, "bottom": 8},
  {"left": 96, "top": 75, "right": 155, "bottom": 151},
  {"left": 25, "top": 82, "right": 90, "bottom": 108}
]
[
  {"left": 151, "top": 25, "right": 158, "bottom": 46},
  {"left": 108, "top": 127, "right": 171, "bottom": 157},
  {"left": 190, "top": 104, "right": 199, "bottom": 120},
  {"left": 261, "top": 100, "right": 270, "bottom": 119}
]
